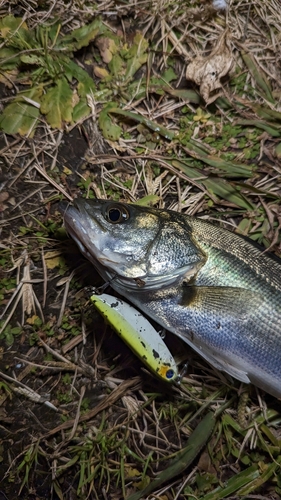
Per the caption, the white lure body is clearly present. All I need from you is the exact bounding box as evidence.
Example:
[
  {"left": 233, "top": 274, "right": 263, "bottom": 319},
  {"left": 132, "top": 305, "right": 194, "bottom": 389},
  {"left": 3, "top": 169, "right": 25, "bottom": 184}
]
[{"left": 90, "top": 293, "right": 178, "bottom": 382}]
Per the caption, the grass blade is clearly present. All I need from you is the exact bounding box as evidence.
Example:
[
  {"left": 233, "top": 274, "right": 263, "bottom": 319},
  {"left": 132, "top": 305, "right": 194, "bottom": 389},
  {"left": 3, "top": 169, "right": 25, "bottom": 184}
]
[
  {"left": 241, "top": 50, "right": 274, "bottom": 104},
  {"left": 127, "top": 411, "right": 216, "bottom": 500},
  {"left": 110, "top": 107, "right": 175, "bottom": 140},
  {"left": 202, "top": 464, "right": 260, "bottom": 500}
]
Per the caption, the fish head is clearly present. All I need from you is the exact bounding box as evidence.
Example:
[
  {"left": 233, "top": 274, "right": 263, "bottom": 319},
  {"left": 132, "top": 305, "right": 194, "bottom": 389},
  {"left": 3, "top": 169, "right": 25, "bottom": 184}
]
[{"left": 60, "top": 199, "right": 204, "bottom": 289}]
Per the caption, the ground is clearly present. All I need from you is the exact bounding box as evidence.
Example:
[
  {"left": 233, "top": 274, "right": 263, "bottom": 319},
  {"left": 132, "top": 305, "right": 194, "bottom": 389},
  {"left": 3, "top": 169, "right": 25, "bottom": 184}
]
[{"left": 0, "top": 0, "right": 281, "bottom": 499}]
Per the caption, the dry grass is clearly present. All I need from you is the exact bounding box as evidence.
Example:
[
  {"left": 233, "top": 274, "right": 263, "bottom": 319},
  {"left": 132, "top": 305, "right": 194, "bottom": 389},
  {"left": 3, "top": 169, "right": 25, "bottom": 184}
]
[{"left": 0, "top": 0, "right": 281, "bottom": 498}]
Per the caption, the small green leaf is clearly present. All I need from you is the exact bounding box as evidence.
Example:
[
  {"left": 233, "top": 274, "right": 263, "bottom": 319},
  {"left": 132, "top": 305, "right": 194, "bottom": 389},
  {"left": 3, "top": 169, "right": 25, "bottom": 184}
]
[
  {"left": 0, "top": 15, "right": 34, "bottom": 49},
  {"left": 161, "top": 67, "right": 178, "bottom": 83},
  {"left": 0, "top": 47, "right": 20, "bottom": 69},
  {"left": 164, "top": 87, "right": 201, "bottom": 103},
  {"left": 124, "top": 32, "right": 148, "bottom": 80},
  {"left": 0, "top": 86, "right": 42, "bottom": 136},
  {"left": 20, "top": 54, "right": 44, "bottom": 65},
  {"left": 11, "top": 327, "right": 22, "bottom": 335},
  {"left": 59, "top": 18, "right": 104, "bottom": 51},
  {"left": 99, "top": 102, "right": 122, "bottom": 141},
  {"left": 109, "top": 53, "right": 125, "bottom": 77},
  {"left": 47, "top": 22, "right": 62, "bottom": 45},
  {"left": 71, "top": 18, "right": 104, "bottom": 49},
  {"left": 4, "top": 331, "right": 14, "bottom": 346},
  {"left": 0, "top": 15, "right": 27, "bottom": 36},
  {"left": 76, "top": 78, "right": 96, "bottom": 98},
  {"left": 72, "top": 98, "right": 91, "bottom": 122},
  {"left": 133, "top": 195, "right": 161, "bottom": 206},
  {"left": 67, "top": 60, "right": 96, "bottom": 96},
  {"left": 41, "top": 78, "right": 73, "bottom": 129}
]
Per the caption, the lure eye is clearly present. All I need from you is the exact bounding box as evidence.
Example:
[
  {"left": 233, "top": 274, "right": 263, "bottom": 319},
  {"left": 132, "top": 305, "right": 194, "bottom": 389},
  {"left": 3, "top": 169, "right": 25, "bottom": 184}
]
[
  {"left": 105, "top": 204, "right": 130, "bottom": 224},
  {"left": 165, "top": 369, "right": 175, "bottom": 380}
]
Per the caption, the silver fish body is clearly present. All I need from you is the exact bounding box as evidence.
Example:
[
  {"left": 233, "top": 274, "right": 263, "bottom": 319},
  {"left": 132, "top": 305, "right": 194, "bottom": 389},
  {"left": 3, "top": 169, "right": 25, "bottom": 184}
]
[{"left": 60, "top": 199, "right": 281, "bottom": 398}]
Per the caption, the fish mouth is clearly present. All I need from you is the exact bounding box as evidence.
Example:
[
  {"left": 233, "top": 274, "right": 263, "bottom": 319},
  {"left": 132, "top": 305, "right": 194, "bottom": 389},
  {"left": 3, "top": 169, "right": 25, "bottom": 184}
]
[
  {"left": 59, "top": 199, "right": 103, "bottom": 226},
  {"left": 59, "top": 200, "right": 116, "bottom": 280}
]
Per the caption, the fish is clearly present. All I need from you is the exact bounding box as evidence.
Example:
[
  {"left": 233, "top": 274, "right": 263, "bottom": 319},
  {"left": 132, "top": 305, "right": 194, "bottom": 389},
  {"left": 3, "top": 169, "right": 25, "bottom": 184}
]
[{"left": 59, "top": 198, "right": 281, "bottom": 398}]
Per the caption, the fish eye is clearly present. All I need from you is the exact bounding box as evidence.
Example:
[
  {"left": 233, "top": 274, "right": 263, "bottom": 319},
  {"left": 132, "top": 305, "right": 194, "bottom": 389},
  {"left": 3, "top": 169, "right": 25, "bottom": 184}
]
[{"left": 105, "top": 204, "right": 130, "bottom": 224}]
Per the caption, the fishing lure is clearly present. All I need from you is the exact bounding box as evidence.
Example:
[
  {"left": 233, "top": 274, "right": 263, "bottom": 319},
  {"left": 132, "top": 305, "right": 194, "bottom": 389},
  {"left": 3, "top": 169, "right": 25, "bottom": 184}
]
[{"left": 90, "top": 293, "right": 178, "bottom": 382}]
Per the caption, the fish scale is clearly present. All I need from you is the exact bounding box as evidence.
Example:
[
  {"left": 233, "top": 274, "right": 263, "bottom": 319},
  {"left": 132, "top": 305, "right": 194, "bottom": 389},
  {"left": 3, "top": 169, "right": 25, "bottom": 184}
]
[{"left": 60, "top": 198, "right": 281, "bottom": 398}]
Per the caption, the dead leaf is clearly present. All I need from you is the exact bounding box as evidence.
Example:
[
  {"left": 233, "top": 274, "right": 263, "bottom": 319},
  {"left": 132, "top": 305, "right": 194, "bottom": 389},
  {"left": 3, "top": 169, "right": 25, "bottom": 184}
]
[
  {"left": 125, "top": 467, "right": 141, "bottom": 479},
  {"left": 44, "top": 251, "right": 63, "bottom": 269},
  {"left": 0, "top": 192, "right": 9, "bottom": 203},
  {"left": 62, "top": 166, "right": 72, "bottom": 175},
  {"left": 71, "top": 90, "right": 79, "bottom": 108},
  {"left": 122, "top": 395, "right": 140, "bottom": 417},
  {"left": 95, "top": 36, "right": 118, "bottom": 63},
  {"left": 22, "top": 258, "right": 35, "bottom": 316},
  {"left": 93, "top": 66, "right": 110, "bottom": 79},
  {"left": 26, "top": 315, "right": 40, "bottom": 325},
  {"left": 0, "top": 68, "right": 18, "bottom": 88},
  {"left": 0, "top": 191, "right": 9, "bottom": 212},
  {"left": 186, "top": 31, "right": 233, "bottom": 104},
  {"left": 197, "top": 448, "right": 217, "bottom": 474}
]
